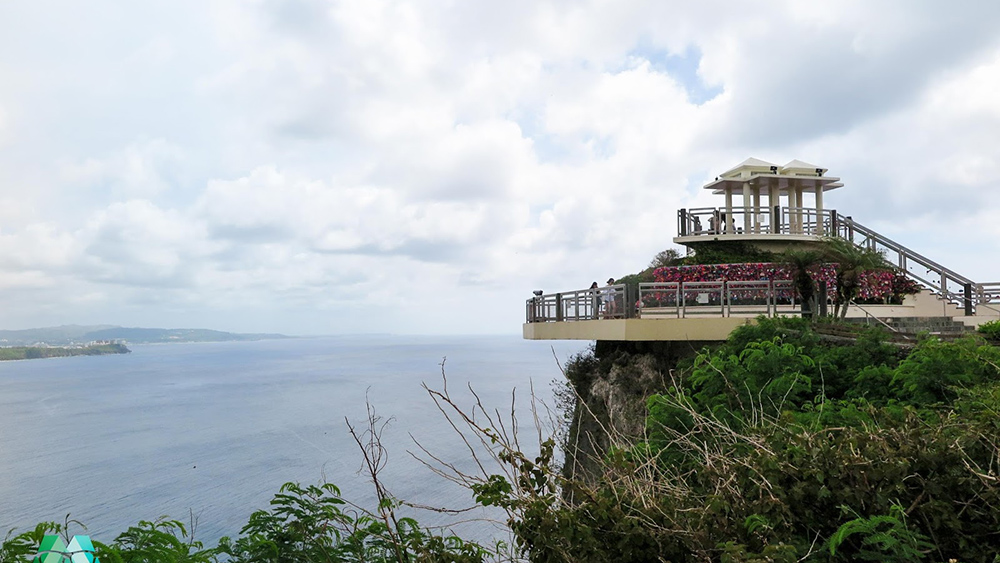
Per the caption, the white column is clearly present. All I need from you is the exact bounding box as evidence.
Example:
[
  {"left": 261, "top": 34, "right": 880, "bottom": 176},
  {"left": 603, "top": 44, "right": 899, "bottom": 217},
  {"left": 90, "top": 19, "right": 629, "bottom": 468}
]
[
  {"left": 768, "top": 181, "right": 777, "bottom": 233},
  {"left": 724, "top": 188, "right": 734, "bottom": 234},
  {"left": 742, "top": 181, "right": 751, "bottom": 233},
  {"left": 752, "top": 186, "right": 761, "bottom": 233},
  {"left": 815, "top": 187, "right": 825, "bottom": 235},
  {"left": 795, "top": 185, "right": 804, "bottom": 234},
  {"left": 786, "top": 183, "right": 796, "bottom": 233}
]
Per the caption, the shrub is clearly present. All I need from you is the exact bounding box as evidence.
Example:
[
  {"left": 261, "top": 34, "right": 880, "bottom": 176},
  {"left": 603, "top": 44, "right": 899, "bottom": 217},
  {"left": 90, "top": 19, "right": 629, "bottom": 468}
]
[{"left": 977, "top": 319, "right": 1000, "bottom": 341}]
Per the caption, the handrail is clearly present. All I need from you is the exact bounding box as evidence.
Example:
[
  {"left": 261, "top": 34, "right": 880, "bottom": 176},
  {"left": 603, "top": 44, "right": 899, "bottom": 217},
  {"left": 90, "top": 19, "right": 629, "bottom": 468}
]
[
  {"left": 834, "top": 215, "right": 974, "bottom": 287},
  {"left": 528, "top": 280, "right": 802, "bottom": 323},
  {"left": 677, "top": 206, "right": 833, "bottom": 237},
  {"left": 847, "top": 300, "right": 912, "bottom": 341},
  {"left": 832, "top": 213, "right": 1000, "bottom": 314}
]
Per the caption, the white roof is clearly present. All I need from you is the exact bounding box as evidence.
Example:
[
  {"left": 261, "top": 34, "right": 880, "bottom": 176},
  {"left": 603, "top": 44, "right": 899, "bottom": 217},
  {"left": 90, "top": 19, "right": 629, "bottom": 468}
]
[
  {"left": 781, "top": 159, "right": 827, "bottom": 176},
  {"left": 720, "top": 157, "right": 778, "bottom": 178}
]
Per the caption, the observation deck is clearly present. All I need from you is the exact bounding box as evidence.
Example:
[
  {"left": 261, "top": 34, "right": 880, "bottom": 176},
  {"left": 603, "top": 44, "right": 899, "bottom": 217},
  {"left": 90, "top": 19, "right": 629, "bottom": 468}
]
[
  {"left": 524, "top": 158, "right": 1000, "bottom": 342},
  {"left": 674, "top": 158, "right": 841, "bottom": 253}
]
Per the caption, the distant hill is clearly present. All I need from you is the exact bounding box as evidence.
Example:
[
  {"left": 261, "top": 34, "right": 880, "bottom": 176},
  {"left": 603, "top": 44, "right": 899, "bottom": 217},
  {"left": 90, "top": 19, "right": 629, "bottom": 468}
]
[{"left": 0, "top": 325, "right": 290, "bottom": 346}]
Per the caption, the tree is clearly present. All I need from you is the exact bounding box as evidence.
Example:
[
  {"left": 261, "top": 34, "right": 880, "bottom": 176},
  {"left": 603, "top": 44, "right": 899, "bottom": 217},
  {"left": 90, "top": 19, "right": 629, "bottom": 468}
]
[
  {"left": 822, "top": 237, "right": 889, "bottom": 318},
  {"left": 781, "top": 249, "right": 824, "bottom": 319},
  {"left": 648, "top": 248, "right": 683, "bottom": 270}
]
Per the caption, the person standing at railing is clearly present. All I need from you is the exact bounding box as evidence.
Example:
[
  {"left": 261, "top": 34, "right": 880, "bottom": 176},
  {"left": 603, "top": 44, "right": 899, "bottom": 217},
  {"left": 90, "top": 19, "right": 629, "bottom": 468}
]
[
  {"left": 589, "top": 281, "right": 600, "bottom": 319},
  {"left": 602, "top": 278, "right": 617, "bottom": 318}
]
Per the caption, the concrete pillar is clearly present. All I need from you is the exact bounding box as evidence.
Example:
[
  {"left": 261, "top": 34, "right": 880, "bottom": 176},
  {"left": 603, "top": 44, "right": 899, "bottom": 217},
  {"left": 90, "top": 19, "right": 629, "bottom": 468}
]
[
  {"left": 752, "top": 186, "right": 761, "bottom": 233},
  {"left": 815, "top": 187, "right": 825, "bottom": 235},
  {"left": 795, "top": 185, "right": 804, "bottom": 234},
  {"left": 725, "top": 188, "right": 734, "bottom": 234},
  {"left": 768, "top": 181, "right": 778, "bottom": 233},
  {"left": 742, "top": 181, "right": 752, "bottom": 233},
  {"left": 787, "top": 183, "right": 798, "bottom": 233}
]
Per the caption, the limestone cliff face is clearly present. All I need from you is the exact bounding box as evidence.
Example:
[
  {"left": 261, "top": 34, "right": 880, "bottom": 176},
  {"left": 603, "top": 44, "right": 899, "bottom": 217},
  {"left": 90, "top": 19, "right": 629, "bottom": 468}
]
[{"left": 561, "top": 340, "right": 710, "bottom": 484}]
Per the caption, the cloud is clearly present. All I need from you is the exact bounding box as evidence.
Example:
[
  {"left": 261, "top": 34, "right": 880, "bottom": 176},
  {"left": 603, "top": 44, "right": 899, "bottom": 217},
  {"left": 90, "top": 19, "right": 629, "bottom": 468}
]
[
  {"left": 59, "top": 139, "right": 186, "bottom": 198},
  {"left": 1, "top": 0, "right": 1000, "bottom": 333}
]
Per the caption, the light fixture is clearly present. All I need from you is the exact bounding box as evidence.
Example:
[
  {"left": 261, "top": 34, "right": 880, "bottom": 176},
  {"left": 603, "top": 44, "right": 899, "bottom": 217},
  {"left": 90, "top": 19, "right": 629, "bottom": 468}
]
[
  {"left": 533, "top": 290, "right": 543, "bottom": 296},
  {"left": 769, "top": 166, "right": 778, "bottom": 174},
  {"left": 815, "top": 168, "right": 823, "bottom": 176}
]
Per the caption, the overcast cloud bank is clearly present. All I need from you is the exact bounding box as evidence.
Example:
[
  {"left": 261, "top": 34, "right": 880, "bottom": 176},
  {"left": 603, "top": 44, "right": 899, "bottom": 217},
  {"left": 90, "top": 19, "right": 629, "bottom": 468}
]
[{"left": 2, "top": 0, "right": 999, "bottom": 334}]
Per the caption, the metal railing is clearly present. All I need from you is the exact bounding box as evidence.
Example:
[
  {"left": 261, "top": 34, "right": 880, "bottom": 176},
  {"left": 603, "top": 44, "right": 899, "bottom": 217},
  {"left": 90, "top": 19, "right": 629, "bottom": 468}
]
[
  {"left": 525, "top": 284, "right": 628, "bottom": 323},
  {"left": 525, "top": 280, "right": 802, "bottom": 323},
  {"left": 831, "top": 214, "right": 1000, "bottom": 313},
  {"left": 677, "top": 207, "right": 835, "bottom": 238}
]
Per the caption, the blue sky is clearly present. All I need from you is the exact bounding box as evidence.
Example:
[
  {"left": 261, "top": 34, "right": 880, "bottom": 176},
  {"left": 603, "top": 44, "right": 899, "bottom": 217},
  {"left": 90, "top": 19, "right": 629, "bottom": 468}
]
[{"left": 1, "top": 0, "right": 1000, "bottom": 335}]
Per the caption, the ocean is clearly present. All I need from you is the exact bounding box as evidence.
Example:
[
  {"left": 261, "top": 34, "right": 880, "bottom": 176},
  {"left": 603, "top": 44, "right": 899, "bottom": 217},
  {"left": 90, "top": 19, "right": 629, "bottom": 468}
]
[{"left": 0, "top": 335, "right": 587, "bottom": 546}]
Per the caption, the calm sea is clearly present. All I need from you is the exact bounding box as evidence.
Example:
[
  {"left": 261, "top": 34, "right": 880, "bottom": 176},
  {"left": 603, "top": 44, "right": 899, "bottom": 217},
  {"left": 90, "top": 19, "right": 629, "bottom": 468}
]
[{"left": 0, "top": 335, "right": 586, "bottom": 545}]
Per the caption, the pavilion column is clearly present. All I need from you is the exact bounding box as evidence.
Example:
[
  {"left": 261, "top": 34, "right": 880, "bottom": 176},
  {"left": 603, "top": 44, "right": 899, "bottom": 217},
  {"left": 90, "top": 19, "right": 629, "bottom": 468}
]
[
  {"left": 794, "top": 185, "right": 804, "bottom": 234},
  {"left": 752, "top": 186, "right": 761, "bottom": 233},
  {"left": 725, "top": 188, "right": 734, "bottom": 234},
  {"left": 786, "top": 184, "right": 797, "bottom": 233},
  {"left": 742, "top": 181, "right": 752, "bottom": 233},
  {"left": 815, "top": 188, "right": 825, "bottom": 235},
  {"left": 768, "top": 182, "right": 778, "bottom": 233}
]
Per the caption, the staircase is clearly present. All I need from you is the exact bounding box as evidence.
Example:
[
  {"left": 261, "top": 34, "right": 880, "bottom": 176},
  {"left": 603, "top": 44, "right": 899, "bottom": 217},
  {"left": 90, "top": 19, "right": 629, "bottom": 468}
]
[
  {"left": 832, "top": 213, "right": 1000, "bottom": 319},
  {"left": 848, "top": 316, "right": 975, "bottom": 336}
]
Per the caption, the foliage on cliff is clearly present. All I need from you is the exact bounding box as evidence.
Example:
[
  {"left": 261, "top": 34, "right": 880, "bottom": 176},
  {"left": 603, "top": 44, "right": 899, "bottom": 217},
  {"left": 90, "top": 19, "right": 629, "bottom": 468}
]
[{"left": 480, "top": 319, "right": 1000, "bottom": 562}]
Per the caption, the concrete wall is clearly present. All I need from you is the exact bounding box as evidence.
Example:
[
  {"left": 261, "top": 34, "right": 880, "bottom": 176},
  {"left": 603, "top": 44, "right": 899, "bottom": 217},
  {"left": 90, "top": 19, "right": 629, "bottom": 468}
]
[{"left": 523, "top": 317, "right": 754, "bottom": 341}]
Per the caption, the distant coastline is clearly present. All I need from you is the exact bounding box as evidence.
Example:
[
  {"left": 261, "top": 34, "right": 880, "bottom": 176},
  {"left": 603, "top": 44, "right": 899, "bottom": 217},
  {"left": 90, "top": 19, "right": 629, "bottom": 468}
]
[
  {"left": 0, "top": 325, "right": 292, "bottom": 347},
  {"left": 0, "top": 342, "right": 131, "bottom": 361}
]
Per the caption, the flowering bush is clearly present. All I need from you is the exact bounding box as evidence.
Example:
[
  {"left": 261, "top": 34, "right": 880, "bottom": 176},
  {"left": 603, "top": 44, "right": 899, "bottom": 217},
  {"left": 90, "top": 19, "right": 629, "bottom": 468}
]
[{"left": 651, "top": 263, "right": 920, "bottom": 304}]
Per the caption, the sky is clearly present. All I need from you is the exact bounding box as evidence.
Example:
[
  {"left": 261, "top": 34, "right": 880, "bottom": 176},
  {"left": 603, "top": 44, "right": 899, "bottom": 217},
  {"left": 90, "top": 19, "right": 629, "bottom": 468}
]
[{"left": 1, "top": 0, "right": 1000, "bottom": 336}]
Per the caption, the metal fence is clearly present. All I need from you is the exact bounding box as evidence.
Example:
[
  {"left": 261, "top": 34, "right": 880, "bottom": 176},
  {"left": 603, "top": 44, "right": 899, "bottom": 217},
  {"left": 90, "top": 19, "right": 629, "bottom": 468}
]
[
  {"left": 677, "top": 207, "right": 835, "bottom": 237},
  {"left": 525, "top": 284, "right": 627, "bottom": 323},
  {"left": 636, "top": 280, "right": 798, "bottom": 319},
  {"left": 526, "top": 281, "right": 801, "bottom": 323}
]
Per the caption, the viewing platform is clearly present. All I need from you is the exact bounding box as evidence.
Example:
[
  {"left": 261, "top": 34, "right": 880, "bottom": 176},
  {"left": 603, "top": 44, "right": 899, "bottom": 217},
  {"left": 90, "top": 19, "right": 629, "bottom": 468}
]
[{"left": 524, "top": 158, "right": 1000, "bottom": 342}]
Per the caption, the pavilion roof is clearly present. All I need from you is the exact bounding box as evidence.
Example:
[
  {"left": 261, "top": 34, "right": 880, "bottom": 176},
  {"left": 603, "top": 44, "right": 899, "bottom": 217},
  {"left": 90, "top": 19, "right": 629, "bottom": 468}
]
[
  {"left": 705, "top": 157, "right": 840, "bottom": 193},
  {"left": 720, "top": 157, "right": 779, "bottom": 179}
]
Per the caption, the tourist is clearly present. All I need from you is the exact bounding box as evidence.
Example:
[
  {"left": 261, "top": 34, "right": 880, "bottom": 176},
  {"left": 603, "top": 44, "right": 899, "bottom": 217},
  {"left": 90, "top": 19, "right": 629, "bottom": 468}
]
[{"left": 603, "top": 278, "right": 617, "bottom": 317}]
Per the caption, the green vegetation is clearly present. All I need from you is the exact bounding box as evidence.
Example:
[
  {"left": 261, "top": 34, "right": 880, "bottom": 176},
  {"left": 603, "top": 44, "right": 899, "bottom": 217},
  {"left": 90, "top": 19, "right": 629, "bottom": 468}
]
[
  {"left": 0, "top": 343, "right": 130, "bottom": 361},
  {"left": 978, "top": 319, "right": 1000, "bottom": 341},
  {"left": 1, "top": 483, "right": 490, "bottom": 562},
  {"left": 684, "top": 240, "right": 777, "bottom": 265},
  {"left": 6, "top": 320, "right": 1000, "bottom": 562},
  {"left": 510, "top": 319, "right": 1000, "bottom": 562}
]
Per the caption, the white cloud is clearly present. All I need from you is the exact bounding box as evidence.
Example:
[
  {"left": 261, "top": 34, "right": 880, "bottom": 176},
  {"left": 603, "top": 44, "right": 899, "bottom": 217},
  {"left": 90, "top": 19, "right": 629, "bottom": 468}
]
[{"left": 2, "top": 1, "right": 1000, "bottom": 333}]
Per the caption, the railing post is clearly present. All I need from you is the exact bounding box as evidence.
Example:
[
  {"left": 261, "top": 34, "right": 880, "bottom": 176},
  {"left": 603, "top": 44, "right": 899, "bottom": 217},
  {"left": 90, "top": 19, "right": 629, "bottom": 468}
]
[
  {"left": 678, "top": 209, "right": 688, "bottom": 236},
  {"left": 767, "top": 279, "right": 773, "bottom": 317},
  {"left": 772, "top": 205, "right": 781, "bottom": 233},
  {"left": 964, "top": 283, "right": 974, "bottom": 316},
  {"left": 723, "top": 281, "right": 728, "bottom": 317},
  {"left": 818, "top": 281, "right": 828, "bottom": 317},
  {"left": 555, "top": 293, "right": 563, "bottom": 322},
  {"left": 830, "top": 210, "right": 838, "bottom": 237},
  {"left": 680, "top": 282, "right": 686, "bottom": 318},
  {"left": 676, "top": 284, "right": 682, "bottom": 318}
]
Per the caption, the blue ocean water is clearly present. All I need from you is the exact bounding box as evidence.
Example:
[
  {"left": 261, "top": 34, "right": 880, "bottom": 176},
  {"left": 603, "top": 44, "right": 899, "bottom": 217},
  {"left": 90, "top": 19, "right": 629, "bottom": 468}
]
[{"left": 0, "top": 335, "right": 586, "bottom": 545}]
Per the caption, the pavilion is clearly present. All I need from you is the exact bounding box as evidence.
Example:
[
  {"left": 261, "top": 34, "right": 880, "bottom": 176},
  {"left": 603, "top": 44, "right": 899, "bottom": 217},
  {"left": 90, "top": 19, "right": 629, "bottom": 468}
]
[{"left": 674, "top": 157, "right": 844, "bottom": 252}]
